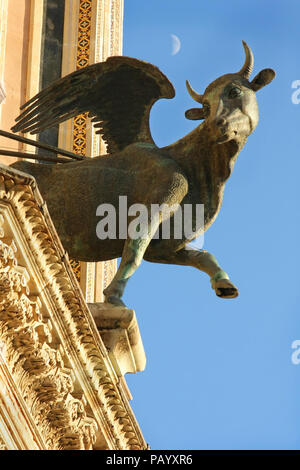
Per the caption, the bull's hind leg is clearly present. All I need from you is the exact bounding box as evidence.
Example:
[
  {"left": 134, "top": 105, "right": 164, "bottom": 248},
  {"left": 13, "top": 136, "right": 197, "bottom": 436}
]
[{"left": 144, "top": 246, "right": 239, "bottom": 299}]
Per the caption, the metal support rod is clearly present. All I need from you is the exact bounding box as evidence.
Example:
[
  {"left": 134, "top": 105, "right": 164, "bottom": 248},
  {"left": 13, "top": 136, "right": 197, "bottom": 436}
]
[
  {"left": 0, "top": 149, "right": 72, "bottom": 164},
  {"left": 0, "top": 129, "right": 86, "bottom": 160}
]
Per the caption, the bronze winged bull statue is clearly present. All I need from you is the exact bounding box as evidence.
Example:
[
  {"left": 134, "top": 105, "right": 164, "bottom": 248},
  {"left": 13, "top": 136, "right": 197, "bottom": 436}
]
[{"left": 10, "top": 41, "right": 275, "bottom": 307}]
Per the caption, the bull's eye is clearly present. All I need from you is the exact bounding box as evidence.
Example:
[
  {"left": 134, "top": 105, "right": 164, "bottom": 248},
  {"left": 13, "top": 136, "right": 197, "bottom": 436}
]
[{"left": 228, "top": 87, "right": 242, "bottom": 99}]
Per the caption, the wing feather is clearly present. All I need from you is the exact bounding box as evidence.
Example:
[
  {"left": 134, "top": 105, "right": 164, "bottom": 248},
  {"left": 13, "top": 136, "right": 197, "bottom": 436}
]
[{"left": 12, "top": 57, "right": 175, "bottom": 153}]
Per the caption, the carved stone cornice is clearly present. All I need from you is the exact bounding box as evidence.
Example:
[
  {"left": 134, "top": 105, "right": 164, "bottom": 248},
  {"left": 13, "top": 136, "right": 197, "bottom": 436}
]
[
  {"left": 0, "top": 164, "right": 146, "bottom": 450},
  {"left": 0, "top": 437, "right": 7, "bottom": 450}
]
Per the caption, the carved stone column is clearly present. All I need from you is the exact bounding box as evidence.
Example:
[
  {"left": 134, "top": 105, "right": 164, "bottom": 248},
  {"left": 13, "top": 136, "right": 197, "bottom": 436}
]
[{"left": 60, "top": 0, "right": 124, "bottom": 303}]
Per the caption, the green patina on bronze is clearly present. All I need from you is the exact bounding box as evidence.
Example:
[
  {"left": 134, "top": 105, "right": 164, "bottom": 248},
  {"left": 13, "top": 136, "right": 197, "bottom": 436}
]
[{"left": 11, "top": 42, "right": 275, "bottom": 306}]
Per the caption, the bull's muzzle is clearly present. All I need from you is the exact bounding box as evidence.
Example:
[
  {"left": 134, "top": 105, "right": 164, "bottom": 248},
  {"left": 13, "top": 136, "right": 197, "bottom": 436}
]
[{"left": 214, "top": 117, "right": 239, "bottom": 144}]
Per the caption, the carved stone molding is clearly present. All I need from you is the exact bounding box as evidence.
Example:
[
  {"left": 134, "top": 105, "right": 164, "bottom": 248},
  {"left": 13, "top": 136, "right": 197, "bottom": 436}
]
[
  {"left": 0, "top": 437, "right": 7, "bottom": 450},
  {"left": 0, "top": 164, "right": 146, "bottom": 450},
  {"left": 88, "top": 303, "right": 146, "bottom": 376}
]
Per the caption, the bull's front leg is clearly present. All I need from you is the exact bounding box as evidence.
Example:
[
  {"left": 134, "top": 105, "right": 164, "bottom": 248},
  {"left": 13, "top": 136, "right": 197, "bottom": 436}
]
[
  {"left": 103, "top": 235, "right": 155, "bottom": 306},
  {"left": 103, "top": 201, "right": 183, "bottom": 306},
  {"left": 144, "top": 246, "right": 239, "bottom": 299},
  {"left": 103, "top": 167, "right": 189, "bottom": 306}
]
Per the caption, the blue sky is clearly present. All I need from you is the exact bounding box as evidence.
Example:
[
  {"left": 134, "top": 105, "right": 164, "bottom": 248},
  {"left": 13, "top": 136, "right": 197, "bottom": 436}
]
[{"left": 122, "top": 0, "right": 300, "bottom": 450}]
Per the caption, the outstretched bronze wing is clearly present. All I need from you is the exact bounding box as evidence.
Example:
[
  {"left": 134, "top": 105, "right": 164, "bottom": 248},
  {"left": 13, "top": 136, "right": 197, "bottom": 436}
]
[{"left": 12, "top": 56, "right": 175, "bottom": 154}]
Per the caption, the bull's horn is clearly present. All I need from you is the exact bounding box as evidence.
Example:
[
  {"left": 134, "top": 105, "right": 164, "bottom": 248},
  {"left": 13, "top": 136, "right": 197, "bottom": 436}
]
[
  {"left": 238, "top": 40, "right": 254, "bottom": 79},
  {"left": 186, "top": 80, "right": 203, "bottom": 103}
]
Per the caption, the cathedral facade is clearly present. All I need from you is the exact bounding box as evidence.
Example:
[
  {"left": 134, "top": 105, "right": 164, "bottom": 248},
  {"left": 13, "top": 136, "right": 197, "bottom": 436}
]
[{"left": 0, "top": 0, "right": 147, "bottom": 450}]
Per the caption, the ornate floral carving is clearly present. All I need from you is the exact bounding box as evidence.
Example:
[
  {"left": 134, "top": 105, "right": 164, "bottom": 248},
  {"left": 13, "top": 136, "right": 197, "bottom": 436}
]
[
  {"left": 0, "top": 234, "right": 97, "bottom": 449},
  {"left": 0, "top": 435, "right": 7, "bottom": 450},
  {"left": 0, "top": 166, "right": 146, "bottom": 450}
]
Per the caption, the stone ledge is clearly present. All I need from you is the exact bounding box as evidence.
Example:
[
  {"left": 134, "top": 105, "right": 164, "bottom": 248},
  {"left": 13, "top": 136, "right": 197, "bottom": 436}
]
[{"left": 88, "top": 303, "right": 146, "bottom": 377}]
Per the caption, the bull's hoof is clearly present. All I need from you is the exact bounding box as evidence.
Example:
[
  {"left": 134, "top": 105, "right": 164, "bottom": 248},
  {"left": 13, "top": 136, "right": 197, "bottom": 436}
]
[
  {"left": 104, "top": 295, "right": 126, "bottom": 307},
  {"left": 211, "top": 271, "right": 239, "bottom": 299},
  {"left": 215, "top": 282, "right": 239, "bottom": 299}
]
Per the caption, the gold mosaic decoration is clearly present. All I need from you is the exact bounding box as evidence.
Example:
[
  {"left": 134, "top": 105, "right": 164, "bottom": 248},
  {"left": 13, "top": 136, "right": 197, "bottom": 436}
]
[
  {"left": 71, "top": 0, "right": 93, "bottom": 281},
  {"left": 70, "top": 258, "right": 82, "bottom": 282},
  {"left": 73, "top": 0, "right": 92, "bottom": 155}
]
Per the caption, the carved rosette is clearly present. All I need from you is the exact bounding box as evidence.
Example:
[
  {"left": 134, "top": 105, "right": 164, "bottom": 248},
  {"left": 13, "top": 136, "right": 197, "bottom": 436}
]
[{"left": 0, "top": 166, "right": 146, "bottom": 450}]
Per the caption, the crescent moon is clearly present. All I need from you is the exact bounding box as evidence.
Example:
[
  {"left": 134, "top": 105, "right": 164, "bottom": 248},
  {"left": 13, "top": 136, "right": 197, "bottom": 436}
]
[{"left": 171, "top": 34, "right": 181, "bottom": 56}]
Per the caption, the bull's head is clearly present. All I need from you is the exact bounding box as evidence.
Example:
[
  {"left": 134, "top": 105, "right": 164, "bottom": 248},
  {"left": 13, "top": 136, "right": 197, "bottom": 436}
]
[{"left": 185, "top": 41, "right": 275, "bottom": 144}]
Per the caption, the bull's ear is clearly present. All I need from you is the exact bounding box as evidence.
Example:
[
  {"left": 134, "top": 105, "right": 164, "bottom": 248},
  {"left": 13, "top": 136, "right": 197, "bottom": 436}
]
[
  {"left": 250, "top": 68, "right": 275, "bottom": 92},
  {"left": 185, "top": 108, "right": 207, "bottom": 120}
]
